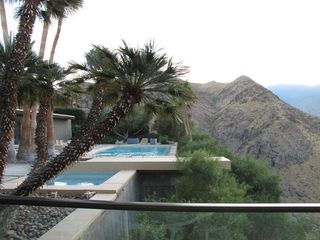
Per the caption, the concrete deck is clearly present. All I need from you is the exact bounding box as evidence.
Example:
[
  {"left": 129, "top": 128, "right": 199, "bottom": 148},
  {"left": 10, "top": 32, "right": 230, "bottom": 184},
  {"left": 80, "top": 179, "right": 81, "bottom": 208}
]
[
  {"left": 69, "top": 156, "right": 231, "bottom": 172},
  {"left": 2, "top": 163, "right": 31, "bottom": 183}
]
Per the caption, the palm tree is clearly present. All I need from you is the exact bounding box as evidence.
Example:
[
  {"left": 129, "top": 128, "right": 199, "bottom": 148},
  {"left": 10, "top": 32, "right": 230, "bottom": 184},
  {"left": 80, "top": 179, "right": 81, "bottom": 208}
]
[
  {"left": 41, "top": 46, "right": 115, "bottom": 162},
  {"left": 45, "top": 0, "right": 83, "bottom": 157},
  {"left": 68, "top": 45, "right": 118, "bottom": 134},
  {"left": 16, "top": 51, "right": 41, "bottom": 161},
  {"left": 0, "top": 0, "right": 9, "bottom": 44},
  {"left": 0, "top": 0, "right": 41, "bottom": 181},
  {"left": 49, "top": 0, "right": 83, "bottom": 63},
  {"left": 38, "top": 0, "right": 66, "bottom": 59},
  {"left": 13, "top": 41, "right": 190, "bottom": 195},
  {"left": 173, "top": 81, "right": 197, "bottom": 141},
  {"left": 31, "top": 61, "right": 64, "bottom": 172},
  {"left": 28, "top": 0, "right": 65, "bottom": 160},
  {"left": 0, "top": 38, "right": 18, "bottom": 162}
]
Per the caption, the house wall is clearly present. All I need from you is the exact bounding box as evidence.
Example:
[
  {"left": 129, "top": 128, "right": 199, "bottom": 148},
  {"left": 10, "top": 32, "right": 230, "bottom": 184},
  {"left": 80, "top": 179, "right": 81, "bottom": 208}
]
[
  {"left": 14, "top": 118, "right": 73, "bottom": 144},
  {"left": 53, "top": 119, "right": 72, "bottom": 141}
]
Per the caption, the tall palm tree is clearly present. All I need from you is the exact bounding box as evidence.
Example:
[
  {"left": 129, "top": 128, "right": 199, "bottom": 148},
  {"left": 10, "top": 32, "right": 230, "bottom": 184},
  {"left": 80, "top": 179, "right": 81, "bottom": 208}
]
[
  {"left": 16, "top": 51, "right": 41, "bottom": 161},
  {"left": 38, "top": 0, "right": 65, "bottom": 59},
  {"left": 0, "top": 0, "right": 41, "bottom": 181},
  {"left": 0, "top": 0, "right": 9, "bottom": 44},
  {"left": 45, "top": 0, "right": 83, "bottom": 157},
  {"left": 49, "top": 0, "right": 83, "bottom": 63},
  {"left": 26, "top": 0, "right": 65, "bottom": 160},
  {"left": 0, "top": 38, "right": 18, "bottom": 162},
  {"left": 173, "top": 81, "right": 197, "bottom": 141},
  {"left": 14, "top": 41, "right": 190, "bottom": 195}
]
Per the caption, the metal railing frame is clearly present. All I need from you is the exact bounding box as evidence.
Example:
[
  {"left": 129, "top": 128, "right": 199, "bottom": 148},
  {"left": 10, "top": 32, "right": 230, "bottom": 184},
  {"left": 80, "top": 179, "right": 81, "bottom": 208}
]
[{"left": 1, "top": 195, "right": 320, "bottom": 212}]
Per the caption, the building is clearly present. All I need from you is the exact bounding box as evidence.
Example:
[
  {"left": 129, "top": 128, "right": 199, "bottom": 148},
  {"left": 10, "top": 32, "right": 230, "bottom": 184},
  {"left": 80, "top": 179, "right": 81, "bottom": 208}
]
[{"left": 15, "top": 109, "right": 75, "bottom": 144}]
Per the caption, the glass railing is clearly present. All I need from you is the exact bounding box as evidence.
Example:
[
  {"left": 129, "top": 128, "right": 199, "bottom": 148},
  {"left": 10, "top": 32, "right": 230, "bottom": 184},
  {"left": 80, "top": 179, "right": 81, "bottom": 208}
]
[{"left": 1, "top": 195, "right": 320, "bottom": 239}]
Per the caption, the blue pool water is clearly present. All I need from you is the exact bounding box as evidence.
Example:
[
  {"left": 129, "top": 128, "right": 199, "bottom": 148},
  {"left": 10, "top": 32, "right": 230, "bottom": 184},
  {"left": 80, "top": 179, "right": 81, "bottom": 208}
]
[
  {"left": 96, "top": 145, "right": 171, "bottom": 156},
  {"left": 47, "top": 172, "right": 116, "bottom": 186}
]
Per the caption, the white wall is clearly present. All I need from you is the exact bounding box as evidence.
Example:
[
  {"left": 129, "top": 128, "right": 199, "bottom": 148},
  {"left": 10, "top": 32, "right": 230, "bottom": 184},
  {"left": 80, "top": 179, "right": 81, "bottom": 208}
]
[{"left": 53, "top": 119, "right": 72, "bottom": 141}]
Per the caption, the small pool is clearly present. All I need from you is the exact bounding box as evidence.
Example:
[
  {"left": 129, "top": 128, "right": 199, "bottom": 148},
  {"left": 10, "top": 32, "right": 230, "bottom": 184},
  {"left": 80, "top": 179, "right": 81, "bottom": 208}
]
[
  {"left": 96, "top": 145, "right": 171, "bottom": 156},
  {"left": 47, "top": 172, "right": 116, "bottom": 186}
]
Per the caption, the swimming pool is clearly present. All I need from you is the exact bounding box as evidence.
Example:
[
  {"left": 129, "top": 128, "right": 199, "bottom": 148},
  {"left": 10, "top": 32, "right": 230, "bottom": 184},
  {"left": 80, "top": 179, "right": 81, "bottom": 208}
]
[
  {"left": 96, "top": 145, "right": 171, "bottom": 156},
  {"left": 46, "top": 172, "right": 116, "bottom": 186}
]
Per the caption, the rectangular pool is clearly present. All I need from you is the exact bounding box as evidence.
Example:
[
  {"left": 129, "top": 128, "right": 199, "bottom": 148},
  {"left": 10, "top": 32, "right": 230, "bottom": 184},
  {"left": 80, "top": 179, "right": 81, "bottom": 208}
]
[
  {"left": 47, "top": 172, "right": 116, "bottom": 186},
  {"left": 96, "top": 145, "right": 171, "bottom": 156}
]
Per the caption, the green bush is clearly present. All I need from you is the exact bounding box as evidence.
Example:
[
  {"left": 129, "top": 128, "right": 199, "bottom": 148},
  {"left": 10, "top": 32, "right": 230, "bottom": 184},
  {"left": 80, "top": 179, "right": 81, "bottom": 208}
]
[
  {"left": 178, "top": 130, "right": 232, "bottom": 158},
  {"left": 231, "top": 156, "right": 282, "bottom": 202},
  {"left": 0, "top": 229, "right": 6, "bottom": 238},
  {"left": 178, "top": 129, "right": 281, "bottom": 203},
  {"left": 131, "top": 149, "right": 312, "bottom": 240},
  {"left": 176, "top": 151, "right": 247, "bottom": 203},
  {"left": 159, "top": 135, "right": 168, "bottom": 144},
  {"left": 101, "top": 134, "right": 119, "bottom": 144}
]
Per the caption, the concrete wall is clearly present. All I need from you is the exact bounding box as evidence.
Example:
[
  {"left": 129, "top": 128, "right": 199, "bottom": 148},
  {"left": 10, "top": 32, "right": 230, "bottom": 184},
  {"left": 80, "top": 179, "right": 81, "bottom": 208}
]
[
  {"left": 79, "top": 174, "right": 138, "bottom": 240},
  {"left": 14, "top": 110, "right": 74, "bottom": 143},
  {"left": 39, "top": 171, "right": 138, "bottom": 240},
  {"left": 138, "top": 170, "right": 182, "bottom": 201},
  {"left": 54, "top": 119, "right": 72, "bottom": 141}
]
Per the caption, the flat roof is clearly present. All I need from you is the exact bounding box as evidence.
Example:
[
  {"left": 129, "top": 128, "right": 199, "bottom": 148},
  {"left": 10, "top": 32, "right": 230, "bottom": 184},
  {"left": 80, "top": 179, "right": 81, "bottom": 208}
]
[{"left": 16, "top": 109, "right": 75, "bottom": 120}]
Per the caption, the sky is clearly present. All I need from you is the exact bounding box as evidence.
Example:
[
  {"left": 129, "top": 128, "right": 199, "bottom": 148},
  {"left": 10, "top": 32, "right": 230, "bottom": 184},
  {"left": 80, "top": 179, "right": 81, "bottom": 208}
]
[{"left": 2, "top": 0, "right": 320, "bottom": 87}]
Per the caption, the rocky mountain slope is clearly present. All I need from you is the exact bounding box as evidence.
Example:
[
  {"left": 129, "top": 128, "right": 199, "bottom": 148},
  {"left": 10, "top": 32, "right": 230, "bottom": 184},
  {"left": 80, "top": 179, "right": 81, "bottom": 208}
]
[{"left": 191, "top": 76, "right": 320, "bottom": 202}]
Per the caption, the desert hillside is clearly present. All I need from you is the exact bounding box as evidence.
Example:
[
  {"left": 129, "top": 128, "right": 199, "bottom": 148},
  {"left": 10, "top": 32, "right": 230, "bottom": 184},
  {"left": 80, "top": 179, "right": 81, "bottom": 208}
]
[{"left": 191, "top": 76, "right": 320, "bottom": 202}]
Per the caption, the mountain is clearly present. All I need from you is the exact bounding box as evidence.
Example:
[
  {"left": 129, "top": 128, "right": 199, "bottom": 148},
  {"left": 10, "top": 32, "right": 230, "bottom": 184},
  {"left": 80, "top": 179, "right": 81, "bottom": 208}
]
[
  {"left": 268, "top": 84, "right": 320, "bottom": 116},
  {"left": 191, "top": 76, "right": 320, "bottom": 202}
]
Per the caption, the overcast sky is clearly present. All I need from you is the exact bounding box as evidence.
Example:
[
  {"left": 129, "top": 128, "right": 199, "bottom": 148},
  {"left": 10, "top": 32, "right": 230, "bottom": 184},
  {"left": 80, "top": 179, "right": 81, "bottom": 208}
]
[{"left": 2, "top": 0, "right": 320, "bottom": 87}]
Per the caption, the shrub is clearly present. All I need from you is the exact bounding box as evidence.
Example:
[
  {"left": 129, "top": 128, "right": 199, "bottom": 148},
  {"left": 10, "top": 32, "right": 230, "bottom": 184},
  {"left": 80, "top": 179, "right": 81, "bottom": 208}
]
[
  {"left": 176, "top": 151, "right": 247, "bottom": 203},
  {"left": 159, "top": 135, "right": 169, "bottom": 144},
  {"left": 178, "top": 130, "right": 231, "bottom": 158},
  {"left": 178, "top": 129, "right": 281, "bottom": 203},
  {"left": 231, "top": 155, "right": 282, "bottom": 202}
]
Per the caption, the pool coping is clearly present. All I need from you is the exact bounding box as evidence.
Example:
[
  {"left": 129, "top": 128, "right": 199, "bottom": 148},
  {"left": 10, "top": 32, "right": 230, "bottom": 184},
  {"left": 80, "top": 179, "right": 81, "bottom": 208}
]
[
  {"left": 0, "top": 170, "right": 137, "bottom": 196},
  {"left": 82, "top": 143, "right": 177, "bottom": 159},
  {"left": 68, "top": 156, "right": 231, "bottom": 172}
]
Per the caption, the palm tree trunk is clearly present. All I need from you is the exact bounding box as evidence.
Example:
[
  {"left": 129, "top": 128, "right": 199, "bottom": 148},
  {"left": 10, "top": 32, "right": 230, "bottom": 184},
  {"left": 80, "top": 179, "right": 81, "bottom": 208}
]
[
  {"left": 47, "top": 104, "right": 55, "bottom": 158},
  {"left": 0, "top": 90, "right": 4, "bottom": 124},
  {"left": 49, "top": 17, "right": 63, "bottom": 63},
  {"left": 14, "top": 94, "right": 135, "bottom": 196},
  {"left": 0, "top": 0, "right": 9, "bottom": 44},
  {"left": 46, "top": 16, "right": 63, "bottom": 158},
  {"left": 76, "top": 81, "right": 107, "bottom": 136},
  {"left": 16, "top": 102, "right": 31, "bottom": 161},
  {"left": 34, "top": 14, "right": 51, "bottom": 162},
  {"left": 39, "top": 15, "right": 51, "bottom": 59},
  {"left": 31, "top": 98, "right": 49, "bottom": 172},
  {"left": 29, "top": 103, "right": 37, "bottom": 160},
  {"left": 0, "top": 0, "right": 41, "bottom": 181},
  {"left": 183, "top": 104, "right": 192, "bottom": 141}
]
